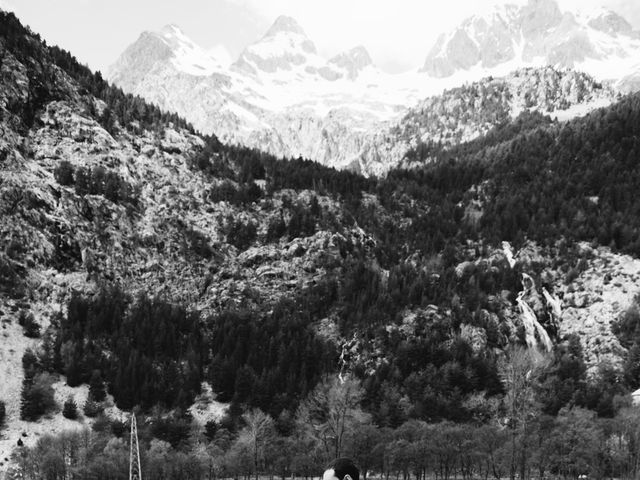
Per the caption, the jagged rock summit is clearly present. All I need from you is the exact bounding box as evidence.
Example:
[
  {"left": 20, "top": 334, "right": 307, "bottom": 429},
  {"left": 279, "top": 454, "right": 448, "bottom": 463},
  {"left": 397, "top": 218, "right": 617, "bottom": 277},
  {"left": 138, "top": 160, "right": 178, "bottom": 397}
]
[
  {"left": 232, "top": 15, "right": 321, "bottom": 77},
  {"left": 264, "top": 14, "right": 308, "bottom": 37},
  {"left": 421, "top": 0, "right": 640, "bottom": 82},
  {"left": 107, "top": 22, "right": 224, "bottom": 95}
]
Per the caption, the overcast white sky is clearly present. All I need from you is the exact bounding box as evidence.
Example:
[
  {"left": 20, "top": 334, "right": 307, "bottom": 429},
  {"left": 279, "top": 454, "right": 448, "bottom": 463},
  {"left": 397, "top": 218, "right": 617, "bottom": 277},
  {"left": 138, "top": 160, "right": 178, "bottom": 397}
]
[{"left": 2, "top": 0, "right": 640, "bottom": 73}]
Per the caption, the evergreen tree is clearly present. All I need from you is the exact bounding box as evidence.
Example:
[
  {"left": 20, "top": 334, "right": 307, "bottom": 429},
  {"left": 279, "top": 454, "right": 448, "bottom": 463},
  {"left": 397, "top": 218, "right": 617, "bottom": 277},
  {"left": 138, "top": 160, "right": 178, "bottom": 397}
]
[
  {"left": 104, "top": 172, "right": 121, "bottom": 203},
  {"left": 53, "top": 160, "right": 74, "bottom": 186},
  {"left": 83, "top": 398, "right": 103, "bottom": 418},
  {"left": 18, "top": 310, "right": 40, "bottom": 338},
  {"left": 0, "top": 400, "right": 5, "bottom": 428},
  {"left": 74, "top": 167, "right": 91, "bottom": 196},
  {"left": 21, "top": 373, "right": 56, "bottom": 421},
  {"left": 234, "top": 366, "right": 256, "bottom": 404},
  {"left": 204, "top": 420, "right": 218, "bottom": 442},
  {"left": 88, "top": 370, "right": 106, "bottom": 402},
  {"left": 266, "top": 214, "right": 287, "bottom": 242},
  {"left": 62, "top": 396, "right": 78, "bottom": 420}
]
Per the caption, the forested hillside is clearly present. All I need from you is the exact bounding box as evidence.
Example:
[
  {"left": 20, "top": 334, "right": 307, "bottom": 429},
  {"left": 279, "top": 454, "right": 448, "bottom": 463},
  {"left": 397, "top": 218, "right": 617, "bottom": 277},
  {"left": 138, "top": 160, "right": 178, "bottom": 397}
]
[
  {"left": 362, "top": 67, "right": 616, "bottom": 173},
  {"left": 3, "top": 9, "right": 640, "bottom": 480}
]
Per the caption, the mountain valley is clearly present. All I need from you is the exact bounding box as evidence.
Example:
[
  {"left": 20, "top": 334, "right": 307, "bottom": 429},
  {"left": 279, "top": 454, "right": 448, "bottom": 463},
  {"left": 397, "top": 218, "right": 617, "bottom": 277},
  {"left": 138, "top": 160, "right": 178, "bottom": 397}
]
[{"left": 3, "top": 3, "right": 640, "bottom": 479}]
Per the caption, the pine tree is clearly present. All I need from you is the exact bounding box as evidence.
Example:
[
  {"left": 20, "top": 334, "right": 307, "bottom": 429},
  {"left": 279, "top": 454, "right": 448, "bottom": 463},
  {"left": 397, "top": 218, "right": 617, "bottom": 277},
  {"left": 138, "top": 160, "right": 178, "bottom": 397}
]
[
  {"left": 74, "top": 167, "right": 91, "bottom": 196},
  {"left": 21, "top": 373, "right": 55, "bottom": 421},
  {"left": 104, "top": 172, "right": 121, "bottom": 203},
  {"left": 234, "top": 366, "right": 256, "bottom": 404},
  {"left": 204, "top": 420, "right": 218, "bottom": 441},
  {"left": 62, "top": 396, "right": 78, "bottom": 420},
  {"left": 65, "top": 345, "right": 83, "bottom": 387},
  {"left": 20, "top": 380, "right": 33, "bottom": 421},
  {"left": 88, "top": 370, "right": 106, "bottom": 402},
  {"left": 53, "top": 160, "right": 74, "bottom": 186},
  {"left": 83, "top": 398, "right": 103, "bottom": 417}
]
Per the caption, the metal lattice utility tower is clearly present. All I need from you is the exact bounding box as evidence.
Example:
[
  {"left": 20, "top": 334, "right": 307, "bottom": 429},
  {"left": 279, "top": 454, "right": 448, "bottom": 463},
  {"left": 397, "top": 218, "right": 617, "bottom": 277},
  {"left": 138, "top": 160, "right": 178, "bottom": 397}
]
[{"left": 129, "top": 414, "right": 142, "bottom": 480}]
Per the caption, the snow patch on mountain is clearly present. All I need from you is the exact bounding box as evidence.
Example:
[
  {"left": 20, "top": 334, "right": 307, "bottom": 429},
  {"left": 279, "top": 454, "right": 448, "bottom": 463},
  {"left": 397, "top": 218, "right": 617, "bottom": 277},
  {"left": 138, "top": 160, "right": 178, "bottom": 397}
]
[
  {"left": 158, "top": 24, "right": 223, "bottom": 76},
  {"left": 232, "top": 15, "right": 335, "bottom": 82}
]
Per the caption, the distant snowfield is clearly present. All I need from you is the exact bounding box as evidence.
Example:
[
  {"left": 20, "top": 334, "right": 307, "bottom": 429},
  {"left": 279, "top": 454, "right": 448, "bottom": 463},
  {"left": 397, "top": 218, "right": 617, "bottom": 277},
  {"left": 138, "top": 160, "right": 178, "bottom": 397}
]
[
  {"left": 183, "top": 54, "right": 609, "bottom": 123},
  {"left": 176, "top": 5, "right": 640, "bottom": 120}
]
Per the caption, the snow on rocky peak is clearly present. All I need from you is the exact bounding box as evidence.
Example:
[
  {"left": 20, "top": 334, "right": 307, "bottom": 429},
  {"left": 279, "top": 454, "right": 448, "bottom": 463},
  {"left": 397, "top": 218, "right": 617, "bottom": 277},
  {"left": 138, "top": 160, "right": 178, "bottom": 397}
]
[
  {"left": 264, "top": 15, "right": 309, "bottom": 38},
  {"left": 421, "top": 5, "right": 521, "bottom": 78},
  {"left": 158, "top": 24, "right": 223, "bottom": 75},
  {"left": 328, "top": 46, "right": 374, "bottom": 80},
  {"left": 421, "top": 0, "right": 640, "bottom": 85},
  {"left": 107, "top": 23, "right": 223, "bottom": 93},
  {"left": 232, "top": 15, "right": 321, "bottom": 77},
  {"left": 583, "top": 7, "right": 634, "bottom": 36},
  {"left": 519, "top": 0, "right": 563, "bottom": 38}
]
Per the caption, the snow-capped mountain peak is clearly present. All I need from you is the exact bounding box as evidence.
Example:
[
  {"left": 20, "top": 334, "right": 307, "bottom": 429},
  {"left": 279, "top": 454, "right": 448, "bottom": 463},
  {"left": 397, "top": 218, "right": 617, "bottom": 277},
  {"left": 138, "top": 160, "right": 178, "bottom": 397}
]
[
  {"left": 263, "top": 15, "right": 309, "bottom": 38},
  {"left": 160, "top": 23, "right": 185, "bottom": 38},
  {"left": 518, "top": 0, "right": 563, "bottom": 37},
  {"left": 156, "top": 24, "right": 223, "bottom": 75},
  {"left": 421, "top": 0, "right": 640, "bottom": 83},
  {"left": 232, "top": 15, "right": 320, "bottom": 77},
  {"left": 106, "top": 23, "right": 226, "bottom": 97}
]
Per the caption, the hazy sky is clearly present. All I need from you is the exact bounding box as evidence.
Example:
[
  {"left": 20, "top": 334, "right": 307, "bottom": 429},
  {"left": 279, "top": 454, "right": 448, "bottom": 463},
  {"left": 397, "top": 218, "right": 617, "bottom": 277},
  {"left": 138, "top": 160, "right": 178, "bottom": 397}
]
[{"left": 2, "top": 0, "right": 640, "bottom": 74}]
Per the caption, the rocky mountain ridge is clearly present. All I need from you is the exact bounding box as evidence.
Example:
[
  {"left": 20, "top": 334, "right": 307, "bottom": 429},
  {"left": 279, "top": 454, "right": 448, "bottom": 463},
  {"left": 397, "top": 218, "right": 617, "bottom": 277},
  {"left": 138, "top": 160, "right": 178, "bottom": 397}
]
[
  {"left": 352, "top": 66, "right": 617, "bottom": 174},
  {"left": 423, "top": 0, "right": 640, "bottom": 81},
  {"left": 106, "top": 0, "right": 638, "bottom": 175}
]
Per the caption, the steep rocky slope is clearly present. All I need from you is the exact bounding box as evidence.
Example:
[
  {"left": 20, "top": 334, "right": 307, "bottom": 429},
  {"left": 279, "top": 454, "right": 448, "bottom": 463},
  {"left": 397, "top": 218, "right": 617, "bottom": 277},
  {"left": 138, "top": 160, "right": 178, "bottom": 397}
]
[
  {"left": 558, "top": 244, "right": 640, "bottom": 369},
  {"left": 0, "top": 11, "right": 373, "bottom": 464}
]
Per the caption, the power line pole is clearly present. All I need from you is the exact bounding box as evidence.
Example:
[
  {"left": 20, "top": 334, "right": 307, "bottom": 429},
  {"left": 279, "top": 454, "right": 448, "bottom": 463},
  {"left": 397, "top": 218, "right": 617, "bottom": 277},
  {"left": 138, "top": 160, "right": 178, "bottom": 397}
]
[{"left": 129, "top": 413, "right": 142, "bottom": 480}]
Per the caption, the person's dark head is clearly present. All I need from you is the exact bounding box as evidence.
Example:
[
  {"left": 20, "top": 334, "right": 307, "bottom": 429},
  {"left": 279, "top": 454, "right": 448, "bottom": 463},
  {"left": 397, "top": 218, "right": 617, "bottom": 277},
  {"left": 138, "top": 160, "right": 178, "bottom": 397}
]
[{"left": 323, "top": 458, "right": 359, "bottom": 480}]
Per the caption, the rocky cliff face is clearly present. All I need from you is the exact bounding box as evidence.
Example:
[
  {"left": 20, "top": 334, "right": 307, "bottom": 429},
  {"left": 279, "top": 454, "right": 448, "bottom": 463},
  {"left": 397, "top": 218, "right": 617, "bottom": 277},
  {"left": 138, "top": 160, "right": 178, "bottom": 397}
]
[
  {"left": 328, "top": 46, "right": 374, "bottom": 80},
  {"left": 232, "top": 16, "right": 320, "bottom": 76},
  {"left": 557, "top": 245, "right": 636, "bottom": 370}
]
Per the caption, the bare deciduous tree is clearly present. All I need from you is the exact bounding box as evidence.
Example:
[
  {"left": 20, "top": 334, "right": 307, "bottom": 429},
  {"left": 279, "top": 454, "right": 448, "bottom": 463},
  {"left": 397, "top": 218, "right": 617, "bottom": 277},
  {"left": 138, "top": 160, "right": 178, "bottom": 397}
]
[
  {"left": 499, "top": 347, "right": 548, "bottom": 480},
  {"left": 295, "top": 375, "right": 370, "bottom": 460},
  {"left": 237, "top": 408, "right": 275, "bottom": 480}
]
